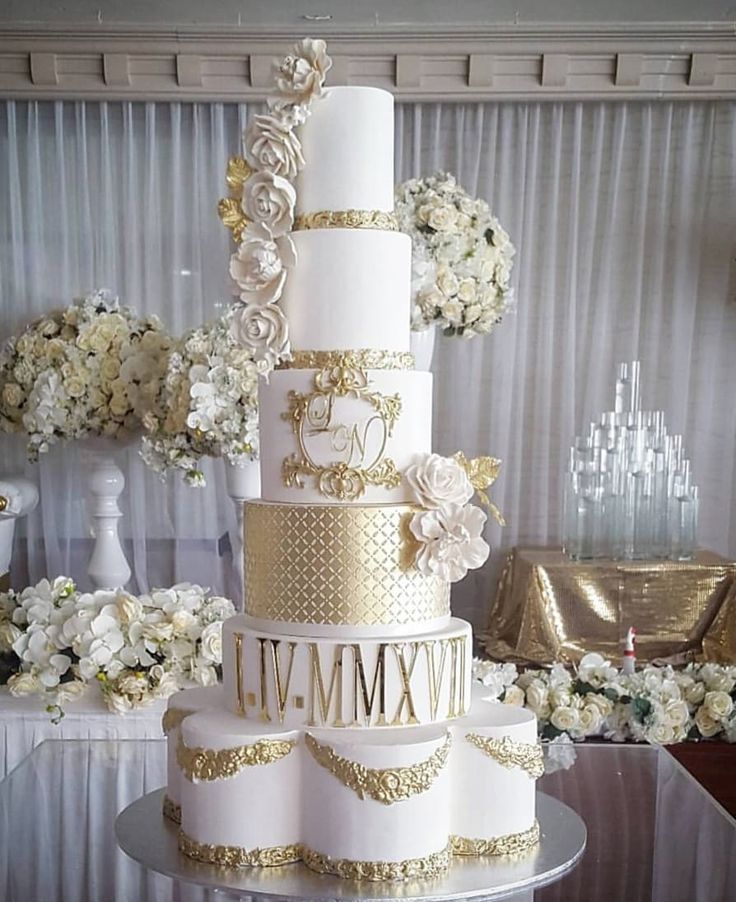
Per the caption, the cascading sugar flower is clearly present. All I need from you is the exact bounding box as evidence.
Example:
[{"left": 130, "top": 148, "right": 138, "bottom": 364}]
[
  {"left": 272, "top": 37, "right": 332, "bottom": 104},
  {"left": 229, "top": 224, "right": 297, "bottom": 306},
  {"left": 410, "top": 502, "right": 489, "bottom": 583},
  {"left": 230, "top": 303, "right": 291, "bottom": 368},
  {"left": 406, "top": 452, "right": 474, "bottom": 510},
  {"left": 245, "top": 110, "right": 306, "bottom": 180},
  {"left": 241, "top": 171, "right": 297, "bottom": 237}
]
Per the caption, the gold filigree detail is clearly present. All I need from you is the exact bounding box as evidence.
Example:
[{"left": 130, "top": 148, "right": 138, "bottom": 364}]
[
  {"left": 177, "top": 734, "right": 295, "bottom": 782},
  {"left": 179, "top": 831, "right": 302, "bottom": 868},
  {"left": 304, "top": 732, "right": 451, "bottom": 804},
  {"left": 302, "top": 844, "right": 451, "bottom": 881},
  {"left": 281, "top": 363, "right": 402, "bottom": 500},
  {"left": 453, "top": 450, "right": 505, "bottom": 526},
  {"left": 279, "top": 349, "right": 415, "bottom": 371},
  {"left": 162, "top": 795, "right": 181, "bottom": 824},
  {"left": 293, "top": 209, "right": 398, "bottom": 231},
  {"left": 161, "top": 707, "right": 195, "bottom": 736},
  {"left": 244, "top": 502, "right": 450, "bottom": 626},
  {"left": 465, "top": 733, "right": 544, "bottom": 779},
  {"left": 450, "top": 821, "right": 541, "bottom": 857},
  {"left": 217, "top": 156, "right": 253, "bottom": 245}
]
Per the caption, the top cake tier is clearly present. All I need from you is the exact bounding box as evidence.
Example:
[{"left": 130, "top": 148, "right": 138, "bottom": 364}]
[{"left": 295, "top": 86, "right": 394, "bottom": 215}]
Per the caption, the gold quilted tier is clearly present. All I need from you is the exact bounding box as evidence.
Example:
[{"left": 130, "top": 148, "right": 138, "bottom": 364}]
[{"left": 244, "top": 501, "right": 450, "bottom": 627}]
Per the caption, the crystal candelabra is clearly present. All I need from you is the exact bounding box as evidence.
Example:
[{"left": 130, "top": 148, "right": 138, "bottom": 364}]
[{"left": 563, "top": 361, "right": 699, "bottom": 561}]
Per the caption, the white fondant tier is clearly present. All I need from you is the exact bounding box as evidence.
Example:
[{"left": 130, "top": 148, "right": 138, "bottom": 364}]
[
  {"left": 170, "top": 692, "right": 541, "bottom": 880},
  {"left": 243, "top": 502, "right": 450, "bottom": 635},
  {"left": 295, "top": 87, "right": 394, "bottom": 214},
  {"left": 279, "top": 230, "right": 411, "bottom": 352},
  {"left": 162, "top": 685, "right": 223, "bottom": 816},
  {"left": 259, "top": 367, "right": 431, "bottom": 504},
  {"left": 222, "top": 616, "right": 471, "bottom": 729}
]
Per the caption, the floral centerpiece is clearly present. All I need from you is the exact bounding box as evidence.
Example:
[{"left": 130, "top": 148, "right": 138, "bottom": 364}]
[
  {"left": 0, "top": 577, "right": 235, "bottom": 716},
  {"left": 0, "top": 290, "right": 171, "bottom": 460},
  {"left": 473, "top": 654, "right": 736, "bottom": 745},
  {"left": 395, "top": 173, "right": 515, "bottom": 339},
  {"left": 140, "top": 312, "right": 266, "bottom": 487}
]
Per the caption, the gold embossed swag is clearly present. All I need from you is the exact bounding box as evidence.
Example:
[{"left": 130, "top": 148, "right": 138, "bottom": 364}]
[
  {"left": 305, "top": 731, "right": 452, "bottom": 804},
  {"left": 465, "top": 733, "right": 545, "bottom": 779},
  {"left": 177, "top": 735, "right": 295, "bottom": 782}
]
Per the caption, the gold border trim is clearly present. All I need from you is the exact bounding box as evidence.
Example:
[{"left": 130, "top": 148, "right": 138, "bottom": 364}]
[
  {"left": 162, "top": 707, "right": 195, "bottom": 736},
  {"left": 302, "top": 844, "right": 451, "bottom": 881},
  {"left": 293, "top": 210, "right": 398, "bottom": 231},
  {"left": 162, "top": 795, "right": 181, "bottom": 824},
  {"left": 179, "top": 830, "right": 302, "bottom": 868},
  {"left": 177, "top": 734, "right": 296, "bottom": 782},
  {"left": 278, "top": 349, "right": 415, "bottom": 371},
  {"left": 465, "top": 733, "right": 545, "bottom": 779},
  {"left": 450, "top": 820, "right": 541, "bottom": 857},
  {"left": 305, "top": 732, "right": 452, "bottom": 805}
]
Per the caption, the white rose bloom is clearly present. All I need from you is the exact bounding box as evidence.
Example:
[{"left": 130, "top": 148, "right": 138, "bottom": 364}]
[
  {"left": 647, "top": 721, "right": 675, "bottom": 745},
  {"left": 503, "top": 685, "right": 525, "bottom": 706},
  {"left": 704, "top": 690, "right": 733, "bottom": 721},
  {"left": 405, "top": 452, "right": 474, "bottom": 510},
  {"left": 7, "top": 671, "right": 43, "bottom": 697},
  {"left": 685, "top": 682, "right": 706, "bottom": 707},
  {"left": 436, "top": 266, "right": 459, "bottom": 298},
  {"left": 410, "top": 503, "right": 489, "bottom": 584},
  {"left": 171, "top": 609, "right": 197, "bottom": 636},
  {"left": 701, "top": 665, "right": 735, "bottom": 694},
  {"left": 548, "top": 663, "right": 573, "bottom": 689},
  {"left": 663, "top": 699, "right": 689, "bottom": 728},
  {"left": 440, "top": 299, "right": 464, "bottom": 325},
  {"left": 525, "top": 680, "right": 549, "bottom": 713},
  {"left": 576, "top": 705, "right": 603, "bottom": 737},
  {"left": 244, "top": 110, "right": 305, "bottom": 179},
  {"left": 230, "top": 303, "right": 290, "bottom": 368},
  {"left": 272, "top": 37, "right": 332, "bottom": 104},
  {"left": 550, "top": 706, "right": 579, "bottom": 733},
  {"left": 241, "top": 171, "right": 296, "bottom": 237},
  {"left": 549, "top": 686, "right": 573, "bottom": 709},
  {"left": 199, "top": 622, "right": 223, "bottom": 665},
  {"left": 584, "top": 693, "right": 614, "bottom": 719},
  {"left": 229, "top": 223, "right": 296, "bottom": 306},
  {"left": 428, "top": 204, "right": 458, "bottom": 232},
  {"left": 192, "top": 659, "right": 218, "bottom": 687},
  {"left": 695, "top": 705, "right": 721, "bottom": 738}
]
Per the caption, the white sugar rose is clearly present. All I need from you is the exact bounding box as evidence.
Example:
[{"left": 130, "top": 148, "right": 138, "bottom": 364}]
[
  {"left": 704, "top": 690, "right": 733, "bottom": 721},
  {"left": 695, "top": 705, "right": 721, "bottom": 738},
  {"left": 410, "top": 502, "right": 489, "bottom": 583},
  {"left": 273, "top": 37, "right": 332, "bottom": 104},
  {"left": 405, "top": 452, "right": 474, "bottom": 510},
  {"left": 229, "top": 223, "right": 296, "bottom": 305},
  {"left": 245, "top": 111, "right": 305, "bottom": 179},
  {"left": 550, "top": 706, "right": 579, "bottom": 733},
  {"left": 242, "top": 171, "right": 296, "bottom": 237},
  {"left": 230, "top": 303, "right": 290, "bottom": 368}
]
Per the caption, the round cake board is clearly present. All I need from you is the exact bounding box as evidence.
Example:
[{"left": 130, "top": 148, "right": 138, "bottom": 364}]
[{"left": 116, "top": 789, "right": 586, "bottom": 901}]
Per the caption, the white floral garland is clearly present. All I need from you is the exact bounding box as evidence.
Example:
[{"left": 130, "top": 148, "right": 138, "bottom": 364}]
[
  {"left": 395, "top": 173, "right": 515, "bottom": 339},
  {"left": 228, "top": 39, "right": 332, "bottom": 362},
  {"left": 0, "top": 577, "right": 235, "bottom": 717},
  {"left": 473, "top": 654, "right": 736, "bottom": 745},
  {"left": 0, "top": 290, "right": 171, "bottom": 460}
]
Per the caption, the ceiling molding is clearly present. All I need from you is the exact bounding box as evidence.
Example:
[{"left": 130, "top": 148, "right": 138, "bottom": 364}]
[{"left": 0, "top": 24, "right": 734, "bottom": 101}]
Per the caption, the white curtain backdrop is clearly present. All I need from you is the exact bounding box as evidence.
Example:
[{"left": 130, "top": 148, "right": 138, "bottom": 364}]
[{"left": 1, "top": 99, "right": 735, "bottom": 628}]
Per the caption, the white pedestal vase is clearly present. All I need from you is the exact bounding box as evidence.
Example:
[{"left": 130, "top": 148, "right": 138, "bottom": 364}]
[
  {"left": 410, "top": 326, "right": 437, "bottom": 371},
  {"left": 81, "top": 440, "right": 132, "bottom": 591},
  {"left": 223, "top": 458, "right": 261, "bottom": 610}
]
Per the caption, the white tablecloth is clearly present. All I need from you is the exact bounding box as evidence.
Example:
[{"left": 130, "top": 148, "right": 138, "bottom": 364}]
[{"left": 0, "top": 687, "right": 166, "bottom": 779}]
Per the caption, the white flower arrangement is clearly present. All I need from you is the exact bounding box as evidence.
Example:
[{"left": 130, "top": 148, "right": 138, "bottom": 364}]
[
  {"left": 0, "top": 577, "right": 235, "bottom": 716},
  {"left": 406, "top": 451, "right": 504, "bottom": 583},
  {"left": 395, "top": 173, "right": 515, "bottom": 339},
  {"left": 228, "top": 38, "right": 332, "bottom": 363},
  {"left": 473, "top": 654, "right": 736, "bottom": 745},
  {"left": 140, "top": 312, "right": 265, "bottom": 487},
  {"left": 0, "top": 290, "right": 171, "bottom": 461}
]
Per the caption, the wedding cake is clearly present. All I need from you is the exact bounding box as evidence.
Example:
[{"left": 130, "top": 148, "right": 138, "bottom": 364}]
[{"left": 162, "top": 39, "right": 542, "bottom": 881}]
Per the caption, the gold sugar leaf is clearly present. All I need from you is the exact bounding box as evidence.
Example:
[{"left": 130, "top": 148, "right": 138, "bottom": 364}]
[
  {"left": 453, "top": 451, "right": 505, "bottom": 526},
  {"left": 225, "top": 155, "right": 252, "bottom": 192},
  {"left": 217, "top": 197, "right": 248, "bottom": 245}
]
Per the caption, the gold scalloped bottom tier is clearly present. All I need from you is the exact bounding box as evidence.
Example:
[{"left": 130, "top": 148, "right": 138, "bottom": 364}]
[
  {"left": 178, "top": 822, "right": 540, "bottom": 881},
  {"left": 162, "top": 795, "right": 181, "bottom": 824},
  {"left": 244, "top": 501, "right": 450, "bottom": 627}
]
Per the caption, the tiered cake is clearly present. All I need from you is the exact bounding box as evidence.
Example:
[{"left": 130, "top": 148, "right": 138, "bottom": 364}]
[{"left": 162, "top": 44, "right": 542, "bottom": 882}]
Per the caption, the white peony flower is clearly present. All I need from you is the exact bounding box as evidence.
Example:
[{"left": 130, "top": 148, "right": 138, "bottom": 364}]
[
  {"left": 244, "top": 110, "right": 305, "bottom": 179},
  {"left": 405, "top": 452, "right": 474, "bottom": 510},
  {"left": 241, "top": 170, "right": 296, "bottom": 237},
  {"left": 272, "top": 37, "right": 332, "bottom": 104},
  {"left": 229, "top": 223, "right": 296, "bottom": 305},
  {"left": 410, "top": 503, "right": 489, "bottom": 583},
  {"left": 230, "top": 303, "right": 290, "bottom": 367}
]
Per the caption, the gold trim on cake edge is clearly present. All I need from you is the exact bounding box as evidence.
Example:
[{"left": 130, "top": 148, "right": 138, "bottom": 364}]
[
  {"left": 179, "top": 831, "right": 302, "bottom": 868},
  {"left": 465, "top": 733, "right": 545, "bottom": 779},
  {"left": 278, "top": 349, "right": 415, "bottom": 371},
  {"left": 162, "top": 795, "right": 181, "bottom": 824},
  {"left": 293, "top": 209, "right": 399, "bottom": 231},
  {"left": 177, "top": 734, "right": 296, "bottom": 782},
  {"left": 450, "top": 820, "right": 541, "bottom": 857}
]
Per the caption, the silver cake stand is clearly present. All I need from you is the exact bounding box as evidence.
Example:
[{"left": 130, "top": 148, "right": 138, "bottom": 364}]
[{"left": 116, "top": 789, "right": 585, "bottom": 902}]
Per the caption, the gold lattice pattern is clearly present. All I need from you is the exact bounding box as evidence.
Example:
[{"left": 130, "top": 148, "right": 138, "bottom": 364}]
[{"left": 244, "top": 502, "right": 450, "bottom": 625}]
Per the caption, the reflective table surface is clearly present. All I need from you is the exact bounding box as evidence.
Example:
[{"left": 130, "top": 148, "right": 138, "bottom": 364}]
[{"left": 0, "top": 739, "right": 734, "bottom": 902}]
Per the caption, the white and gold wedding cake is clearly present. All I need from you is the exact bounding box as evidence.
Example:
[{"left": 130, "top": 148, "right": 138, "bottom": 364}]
[{"left": 162, "top": 39, "right": 541, "bottom": 882}]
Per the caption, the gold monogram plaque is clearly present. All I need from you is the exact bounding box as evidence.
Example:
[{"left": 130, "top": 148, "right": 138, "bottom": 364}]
[{"left": 281, "top": 363, "right": 402, "bottom": 501}]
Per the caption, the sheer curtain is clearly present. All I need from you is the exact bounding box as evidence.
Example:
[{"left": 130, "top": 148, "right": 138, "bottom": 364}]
[{"left": 1, "top": 99, "right": 735, "bottom": 627}]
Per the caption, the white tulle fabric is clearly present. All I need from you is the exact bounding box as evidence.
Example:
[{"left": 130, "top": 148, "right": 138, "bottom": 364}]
[{"left": 1, "top": 100, "right": 734, "bottom": 627}]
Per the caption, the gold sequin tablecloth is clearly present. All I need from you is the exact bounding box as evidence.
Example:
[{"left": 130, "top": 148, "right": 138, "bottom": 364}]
[{"left": 483, "top": 548, "right": 736, "bottom": 665}]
